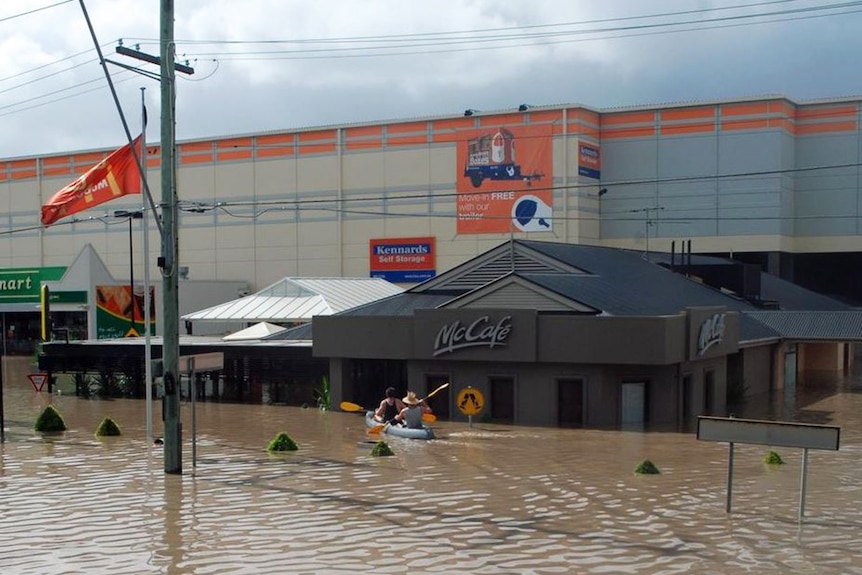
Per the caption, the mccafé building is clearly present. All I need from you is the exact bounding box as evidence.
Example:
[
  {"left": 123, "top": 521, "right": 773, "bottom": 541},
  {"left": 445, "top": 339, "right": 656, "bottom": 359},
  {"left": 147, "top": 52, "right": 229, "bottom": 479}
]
[
  {"left": 308, "top": 239, "right": 858, "bottom": 431},
  {"left": 319, "top": 306, "right": 738, "bottom": 430}
]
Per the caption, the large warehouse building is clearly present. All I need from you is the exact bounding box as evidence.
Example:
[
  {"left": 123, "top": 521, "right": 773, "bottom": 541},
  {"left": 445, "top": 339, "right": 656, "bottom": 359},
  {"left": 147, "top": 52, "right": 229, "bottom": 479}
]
[{"left": 2, "top": 94, "right": 862, "bottom": 346}]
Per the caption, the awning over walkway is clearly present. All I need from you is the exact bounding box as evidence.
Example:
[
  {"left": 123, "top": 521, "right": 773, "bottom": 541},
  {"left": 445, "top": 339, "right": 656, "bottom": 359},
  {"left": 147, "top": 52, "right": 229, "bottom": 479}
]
[{"left": 182, "top": 277, "right": 404, "bottom": 324}]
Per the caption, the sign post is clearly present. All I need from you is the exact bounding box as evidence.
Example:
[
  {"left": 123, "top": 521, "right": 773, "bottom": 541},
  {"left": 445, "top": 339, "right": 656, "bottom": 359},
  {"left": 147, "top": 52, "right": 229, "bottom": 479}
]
[
  {"left": 27, "top": 373, "right": 49, "bottom": 392},
  {"left": 698, "top": 416, "right": 840, "bottom": 522},
  {"left": 456, "top": 386, "right": 485, "bottom": 427}
]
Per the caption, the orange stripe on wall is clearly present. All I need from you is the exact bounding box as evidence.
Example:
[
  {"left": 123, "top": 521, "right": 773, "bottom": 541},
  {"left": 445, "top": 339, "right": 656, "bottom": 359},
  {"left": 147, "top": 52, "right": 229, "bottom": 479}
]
[
  {"left": 661, "top": 122, "right": 716, "bottom": 135},
  {"left": 298, "top": 130, "right": 337, "bottom": 153},
  {"left": 346, "top": 125, "right": 382, "bottom": 139},
  {"left": 9, "top": 159, "right": 36, "bottom": 180},
  {"left": 180, "top": 155, "right": 213, "bottom": 165},
  {"left": 600, "top": 126, "right": 655, "bottom": 138},
  {"left": 256, "top": 134, "right": 294, "bottom": 159},
  {"left": 43, "top": 155, "right": 71, "bottom": 168},
  {"left": 720, "top": 102, "right": 769, "bottom": 117},
  {"left": 388, "top": 121, "right": 427, "bottom": 135},
  {"left": 256, "top": 147, "right": 293, "bottom": 159},
  {"left": 479, "top": 113, "right": 525, "bottom": 127},
  {"left": 433, "top": 117, "right": 475, "bottom": 132},
  {"left": 568, "top": 108, "right": 600, "bottom": 124},
  {"left": 298, "top": 129, "right": 336, "bottom": 144},
  {"left": 146, "top": 147, "right": 161, "bottom": 169},
  {"left": 721, "top": 118, "right": 770, "bottom": 131},
  {"left": 772, "top": 100, "right": 796, "bottom": 120},
  {"left": 601, "top": 111, "right": 655, "bottom": 126},
  {"left": 796, "top": 121, "right": 857, "bottom": 135},
  {"left": 796, "top": 105, "right": 856, "bottom": 121},
  {"left": 662, "top": 107, "right": 715, "bottom": 122},
  {"left": 42, "top": 155, "right": 72, "bottom": 178},
  {"left": 769, "top": 118, "right": 796, "bottom": 134},
  {"left": 216, "top": 137, "right": 253, "bottom": 161},
  {"left": 257, "top": 133, "right": 294, "bottom": 146},
  {"left": 571, "top": 125, "right": 600, "bottom": 138},
  {"left": 299, "top": 143, "right": 337, "bottom": 155},
  {"left": 217, "top": 137, "right": 253, "bottom": 149},
  {"left": 528, "top": 110, "right": 562, "bottom": 124},
  {"left": 180, "top": 141, "right": 213, "bottom": 165},
  {"left": 345, "top": 139, "right": 382, "bottom": 151},
  {"left": 387, "top": 134, "right": 428, "bottom": 146},
  {"left": 217, "top": 150, "right": 254, "bottom": 161}
]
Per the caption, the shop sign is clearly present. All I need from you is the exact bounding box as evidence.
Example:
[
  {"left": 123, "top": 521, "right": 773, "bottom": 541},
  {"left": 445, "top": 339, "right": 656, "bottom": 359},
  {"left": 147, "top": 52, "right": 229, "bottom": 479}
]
[
  {"left": 0, "top": 266, "right": 66, "bottom": 302},
  {"left": 578, "top": 144, "right": 601, "bottom": 179},
  {"left": 697, "top": 313, "right": 726, "bottom": 356},
  {"left": 369, "top": 237, "right": 435, "bottom": 282},
  {"left": 433, "top": 315, "right": 512, "bottom": 356}
]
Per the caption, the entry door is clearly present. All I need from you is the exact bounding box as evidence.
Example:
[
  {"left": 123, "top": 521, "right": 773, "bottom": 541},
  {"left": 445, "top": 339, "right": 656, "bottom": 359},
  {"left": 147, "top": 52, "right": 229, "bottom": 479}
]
[
  {"left": 424, "top": 374, "right": 450, "bottom": 420},
  {"left": 489, "top": 376, "right": 515, "bottom": 424},
  {"left": 621, "top": 381, "right": 646, "bottom": 429},
  {"left": 784, "top": 344, "right": 797, "bottom": 391},
  {"left": 681, "top": 373, "right": 693, "bottom": 432},
  {"left": 558, "top": 378, "right": 584, "bottom": 428}
]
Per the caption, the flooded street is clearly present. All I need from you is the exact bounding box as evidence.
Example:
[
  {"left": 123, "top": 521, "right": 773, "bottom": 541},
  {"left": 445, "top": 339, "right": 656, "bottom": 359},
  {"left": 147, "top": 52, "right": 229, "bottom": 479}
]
[{"left": 2, "top": 356, "right": 861, "bottom": 574}]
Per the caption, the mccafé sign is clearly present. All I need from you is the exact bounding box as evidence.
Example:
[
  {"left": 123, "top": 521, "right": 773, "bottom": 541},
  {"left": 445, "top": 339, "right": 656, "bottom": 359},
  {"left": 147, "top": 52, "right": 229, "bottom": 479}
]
[
  {"left": 433, "top": 315, "right": 512, "bottom": 356},
  {"left": 697, "top": 312, "right": 726, "bottom": 356}
]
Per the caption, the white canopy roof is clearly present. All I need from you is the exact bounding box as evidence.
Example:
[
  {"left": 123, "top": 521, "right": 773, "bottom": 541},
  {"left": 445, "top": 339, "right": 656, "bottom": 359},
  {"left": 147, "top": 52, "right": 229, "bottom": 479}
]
[
  {"left": 183, "top": 277, "right": 404, "bottom": 323},
  {"left": 222, "top": 321, "right": 287, "bottom": 341}
]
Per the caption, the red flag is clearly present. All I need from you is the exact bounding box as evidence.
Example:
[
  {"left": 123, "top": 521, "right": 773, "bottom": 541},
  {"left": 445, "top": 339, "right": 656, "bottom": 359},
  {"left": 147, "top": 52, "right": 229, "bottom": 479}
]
[{"left": 41, "top": 135, "right": 143, "bottom": 226}]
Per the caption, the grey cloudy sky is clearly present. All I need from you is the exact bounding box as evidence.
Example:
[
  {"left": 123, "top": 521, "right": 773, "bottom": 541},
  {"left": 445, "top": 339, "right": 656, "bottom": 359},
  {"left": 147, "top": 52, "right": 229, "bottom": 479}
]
[{"left": 1, "top": 0, "right": 861, "bottom": 159}]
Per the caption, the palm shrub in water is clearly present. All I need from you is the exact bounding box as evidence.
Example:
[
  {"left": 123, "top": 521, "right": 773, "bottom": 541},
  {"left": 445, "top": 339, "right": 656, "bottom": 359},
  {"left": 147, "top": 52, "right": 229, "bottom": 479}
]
[
  {"left": 95, "top": 416, "right": 122, "bottom": 437},
  {"left": 35, "top": 405, "right": 67, "bottom": 432},
  {"left": 314, "top": 376, "right": 331, "bottom": 411},
  {"left": 370, "top": 440, "right": 394, "bottom": 457},
  {"left": 267, "top": 432, "right": 299, "bottom": 452},
  {"left": 634, "top": 459, "right": 660, "bottom": 474},
  {"left": 764, "top": 450, "right": 784, "bottom": 465}
]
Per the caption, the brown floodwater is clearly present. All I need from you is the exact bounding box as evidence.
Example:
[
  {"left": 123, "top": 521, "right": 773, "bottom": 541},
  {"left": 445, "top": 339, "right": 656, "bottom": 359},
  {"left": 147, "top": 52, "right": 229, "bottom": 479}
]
[{"left": 1, "top": 356, "right": 861, "bottom": 574}]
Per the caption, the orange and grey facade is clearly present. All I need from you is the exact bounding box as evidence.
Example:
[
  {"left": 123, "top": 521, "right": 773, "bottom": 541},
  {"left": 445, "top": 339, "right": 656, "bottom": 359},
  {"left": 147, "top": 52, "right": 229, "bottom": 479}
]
[{"left": 2, "top": 94, "right": 862, "bottom": 352}]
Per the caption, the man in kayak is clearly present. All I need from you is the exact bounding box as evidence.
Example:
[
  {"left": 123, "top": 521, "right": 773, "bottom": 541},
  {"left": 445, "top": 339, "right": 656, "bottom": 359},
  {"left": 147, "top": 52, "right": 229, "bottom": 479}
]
[
  {"left": 391, "top": 391, "right": 432, "bottom": 429},
  {"left": 373, "top": 387, "right": 405, "bottom": 424}
]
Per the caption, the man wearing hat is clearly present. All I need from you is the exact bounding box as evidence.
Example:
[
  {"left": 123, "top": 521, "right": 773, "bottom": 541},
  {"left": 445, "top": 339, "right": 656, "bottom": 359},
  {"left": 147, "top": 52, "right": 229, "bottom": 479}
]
[{"left": 391, "top": 391, "right": 432, "bottom": 429}]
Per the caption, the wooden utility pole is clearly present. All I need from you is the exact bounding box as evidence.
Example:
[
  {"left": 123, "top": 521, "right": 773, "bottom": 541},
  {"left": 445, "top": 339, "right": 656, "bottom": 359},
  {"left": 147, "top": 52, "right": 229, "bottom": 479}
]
[{"left": 160, "top": 0, "right": 182, "bottom": 474}]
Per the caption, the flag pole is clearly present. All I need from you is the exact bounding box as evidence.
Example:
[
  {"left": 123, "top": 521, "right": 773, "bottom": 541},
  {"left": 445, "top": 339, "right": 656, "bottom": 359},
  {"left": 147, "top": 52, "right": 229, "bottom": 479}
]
[
  {"left": 141, "top": 86, "right": 153, "bottom": 444},
  {"left": 77, "top": 0, "right": 163, "bottom": 238}
]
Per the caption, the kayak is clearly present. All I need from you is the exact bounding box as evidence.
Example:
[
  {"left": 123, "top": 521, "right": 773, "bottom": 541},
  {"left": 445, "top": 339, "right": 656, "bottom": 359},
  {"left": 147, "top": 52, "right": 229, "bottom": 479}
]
[{"left": 365, "top": 411, "right": 435, "bottom": 440}]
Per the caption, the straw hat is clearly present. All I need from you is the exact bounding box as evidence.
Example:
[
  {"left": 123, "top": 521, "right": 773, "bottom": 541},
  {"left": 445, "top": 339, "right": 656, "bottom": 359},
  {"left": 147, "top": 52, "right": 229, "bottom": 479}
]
[{"left": 402, "top": 391, "right": 420, "bottom": 406}]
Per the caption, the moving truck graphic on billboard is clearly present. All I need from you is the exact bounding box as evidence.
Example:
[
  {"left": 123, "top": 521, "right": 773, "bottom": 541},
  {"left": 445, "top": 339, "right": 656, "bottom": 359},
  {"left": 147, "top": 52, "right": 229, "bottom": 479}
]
[
  {"left": 457, "top": 124, "right": 553, "bottom": 234},
  {"left": 464, "top": 128, "right": 543, "bottom": 188}
]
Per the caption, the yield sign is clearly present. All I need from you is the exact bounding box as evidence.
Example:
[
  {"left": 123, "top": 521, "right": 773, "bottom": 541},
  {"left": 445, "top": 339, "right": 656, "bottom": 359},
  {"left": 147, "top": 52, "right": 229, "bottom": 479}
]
[{"left": 27, "top": 373, "right": 49, "bottom": 392}]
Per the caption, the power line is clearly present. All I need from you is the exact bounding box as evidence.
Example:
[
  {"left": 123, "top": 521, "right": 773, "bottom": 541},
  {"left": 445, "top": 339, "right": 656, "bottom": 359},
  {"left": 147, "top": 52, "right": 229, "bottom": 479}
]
[
  {"left": 147, "top": 1, "right": 862, "bottom": 60},
  {"left": 0, "top": 0, "right": 73, "bottom": 24}
]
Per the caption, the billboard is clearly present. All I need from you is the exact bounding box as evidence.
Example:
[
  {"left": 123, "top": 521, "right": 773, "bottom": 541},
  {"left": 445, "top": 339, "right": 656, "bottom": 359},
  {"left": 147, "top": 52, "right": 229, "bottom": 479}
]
[
  {"left": 96, "top": 285, "right": 156, "bottom": 339},
  {"left": 369, "top": 237, "right": 436, "bottom": 283},
  {"left": 456, "top": 124, "right": 553, "bottom": 234},
  {"left": 578, "top": 144, "right": 601, "bottom": 179}
]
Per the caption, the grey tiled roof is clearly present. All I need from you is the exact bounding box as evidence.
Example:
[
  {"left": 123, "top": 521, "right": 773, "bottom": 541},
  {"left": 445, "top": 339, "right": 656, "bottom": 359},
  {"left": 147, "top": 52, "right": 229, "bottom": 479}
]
[
  {"left": 745, "top": 311, "right": 862, "bottom": 341},
  {"left": 268, "top": 239, "right": 860, "bottom": 346}
]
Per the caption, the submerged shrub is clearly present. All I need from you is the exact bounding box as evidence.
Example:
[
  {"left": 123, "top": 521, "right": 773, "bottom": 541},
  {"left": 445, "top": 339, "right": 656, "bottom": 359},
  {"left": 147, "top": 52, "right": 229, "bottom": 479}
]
[
  {"left": 634, "top": 459, "right": 660, "bottom": 475},
  {"left": 267, "top": 432, "right": 298, "bottom": 452},
  {"left": 95, "top": 416, "right": 122, "bottom": 437},
  {"left": 764, "top": 450, "right": 784, "bottom": 465},
  {"left": 370, "top": 440, "right": 394, "bottom": 457},
  {"left": 34, "top": 405, "right": 67, "bottom": 432}
]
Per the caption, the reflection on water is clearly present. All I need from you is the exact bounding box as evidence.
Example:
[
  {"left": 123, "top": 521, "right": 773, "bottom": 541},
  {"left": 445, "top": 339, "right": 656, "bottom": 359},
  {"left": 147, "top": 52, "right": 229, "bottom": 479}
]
[{"left": 2, "top": 356, "right": 862, "bottom": 574}]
